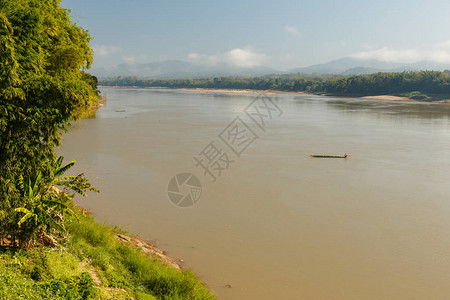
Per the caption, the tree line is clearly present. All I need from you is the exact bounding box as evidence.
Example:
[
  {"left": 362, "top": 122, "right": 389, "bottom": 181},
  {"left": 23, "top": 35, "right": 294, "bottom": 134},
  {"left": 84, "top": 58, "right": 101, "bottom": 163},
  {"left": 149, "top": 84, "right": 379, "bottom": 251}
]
[{"left": 100, "top": 70, "right": 450, "bottom": 99}]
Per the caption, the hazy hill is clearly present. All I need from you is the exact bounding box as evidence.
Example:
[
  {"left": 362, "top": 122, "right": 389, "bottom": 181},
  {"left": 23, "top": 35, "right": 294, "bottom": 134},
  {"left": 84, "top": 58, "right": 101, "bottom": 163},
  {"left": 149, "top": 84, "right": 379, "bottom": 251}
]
[
  {"left": 91, "top": 60, "right": 276, "bottom": 78},
  {"left": 288, "top": 58, "right": 450, "bottom": 75},
  {"left": 288, "top": 58, "right": 405, "bottom": 74},
  {"left": 92, "top": 57, "right": 450, "bottom": 78}
]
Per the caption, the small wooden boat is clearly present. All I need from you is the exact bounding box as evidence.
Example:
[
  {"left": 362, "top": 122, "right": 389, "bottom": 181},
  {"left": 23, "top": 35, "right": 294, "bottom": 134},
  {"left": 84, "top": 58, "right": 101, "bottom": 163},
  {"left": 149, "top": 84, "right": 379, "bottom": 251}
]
[{"left": 311, "top": 154, "right": 348, "bottom": 158}]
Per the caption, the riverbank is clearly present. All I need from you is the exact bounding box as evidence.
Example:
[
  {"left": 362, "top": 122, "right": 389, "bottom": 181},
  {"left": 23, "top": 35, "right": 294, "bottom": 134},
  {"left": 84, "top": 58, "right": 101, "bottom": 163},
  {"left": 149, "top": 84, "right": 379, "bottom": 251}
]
[
  {"left": 178, "top": 88, "right": 450, "bottom": 102},
  {"left": 0, "top": 205, "right": 215, "bottom": 300},
  {"left": 177, "top": 87, "right": 424, "bottom": 102},
  {"left": 100, "top": 86, "right": 433, "bottom": 102},
  {"left": 178, "top": 87, "right": 306, "bottom": 95}
]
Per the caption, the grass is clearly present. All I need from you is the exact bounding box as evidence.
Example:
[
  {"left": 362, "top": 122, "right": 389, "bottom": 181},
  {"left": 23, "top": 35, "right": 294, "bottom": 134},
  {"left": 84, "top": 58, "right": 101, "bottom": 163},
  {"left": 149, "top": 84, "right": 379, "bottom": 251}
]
[
  {"left": 0, "top": 250, "right": 97, "bottom": 300},
  {"left": 0, "top": 208, "right": 215, "bottom": 300}
]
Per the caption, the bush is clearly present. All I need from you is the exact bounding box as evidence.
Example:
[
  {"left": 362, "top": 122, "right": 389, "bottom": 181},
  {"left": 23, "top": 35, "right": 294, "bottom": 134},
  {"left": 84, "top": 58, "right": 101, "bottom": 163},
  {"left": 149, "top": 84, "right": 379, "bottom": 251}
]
[{"left": 406, "top": 91, "right": 430, "bottom": 100}]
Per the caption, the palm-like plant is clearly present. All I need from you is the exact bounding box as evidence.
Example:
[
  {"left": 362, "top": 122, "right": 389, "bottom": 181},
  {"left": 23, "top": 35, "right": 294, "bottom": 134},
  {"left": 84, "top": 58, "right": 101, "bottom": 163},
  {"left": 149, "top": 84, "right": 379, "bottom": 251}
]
[{"left": 13, "top": 156, "right": 98, "bottom": 248}]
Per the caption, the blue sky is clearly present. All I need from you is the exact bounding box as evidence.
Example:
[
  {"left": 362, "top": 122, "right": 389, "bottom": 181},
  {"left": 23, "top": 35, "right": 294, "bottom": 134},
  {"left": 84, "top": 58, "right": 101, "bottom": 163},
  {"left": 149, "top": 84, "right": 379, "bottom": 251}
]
[{"left": 62, "top": 0, "right": 450, "bottom": 70}]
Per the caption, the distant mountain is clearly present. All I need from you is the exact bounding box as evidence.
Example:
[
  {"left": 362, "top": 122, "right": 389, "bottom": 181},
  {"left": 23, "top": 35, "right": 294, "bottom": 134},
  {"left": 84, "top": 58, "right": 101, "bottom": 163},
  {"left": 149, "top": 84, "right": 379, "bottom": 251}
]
[
  {"left": 91, "top": 57, "right": 450, "bottom": 79},
  {"left": 288, "top": 58, "right": 406, "bottom": 74},
  {"left": 391, "top": 60, "right": 450, "bottom": 72},
  {"left": 287, "top": 57, "right": 450, "bottom": 75},
  {"left": 91, "top": 60, "right": 276, "bottom": 78}
]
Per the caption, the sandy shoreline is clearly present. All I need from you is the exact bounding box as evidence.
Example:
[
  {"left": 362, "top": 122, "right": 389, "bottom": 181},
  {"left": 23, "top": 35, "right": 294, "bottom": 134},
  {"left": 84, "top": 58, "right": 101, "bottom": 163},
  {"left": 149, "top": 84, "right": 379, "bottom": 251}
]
[
  {"left": 99, "top": 86, "right": 450, "bottom": 102},
  {"left": 178, "top": 88, "right": 421, "bottom": 101},
  {"left": 177, "top": 88, "right": 306, "bottom": 95},
  {"left": 360, "top": 95, "right": 412, "bottom": 101}
]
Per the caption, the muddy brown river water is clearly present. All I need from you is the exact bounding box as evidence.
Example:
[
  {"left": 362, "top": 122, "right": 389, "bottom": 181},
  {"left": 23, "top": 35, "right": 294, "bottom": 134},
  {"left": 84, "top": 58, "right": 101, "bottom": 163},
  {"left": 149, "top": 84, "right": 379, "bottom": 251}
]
[{"left": 59, "top": 87, "right": 450, "bottom": 299}]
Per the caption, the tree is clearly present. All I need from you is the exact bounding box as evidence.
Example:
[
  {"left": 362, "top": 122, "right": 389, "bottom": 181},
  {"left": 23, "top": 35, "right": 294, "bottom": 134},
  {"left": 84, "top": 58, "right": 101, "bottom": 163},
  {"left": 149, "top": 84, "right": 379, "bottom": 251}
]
[{"left": 0, "top": 0, "right": 98, "bottom": 247}]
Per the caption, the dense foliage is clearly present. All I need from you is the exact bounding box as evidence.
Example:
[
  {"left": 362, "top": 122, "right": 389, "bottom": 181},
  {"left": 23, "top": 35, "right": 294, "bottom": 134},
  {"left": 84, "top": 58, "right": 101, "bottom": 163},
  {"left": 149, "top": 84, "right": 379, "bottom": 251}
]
[
  {"left": 101, "top": 70, "right": 450, "bottom": 99},
  {"left": 0, "top": 0, "right": 99, "bottom": 248}
]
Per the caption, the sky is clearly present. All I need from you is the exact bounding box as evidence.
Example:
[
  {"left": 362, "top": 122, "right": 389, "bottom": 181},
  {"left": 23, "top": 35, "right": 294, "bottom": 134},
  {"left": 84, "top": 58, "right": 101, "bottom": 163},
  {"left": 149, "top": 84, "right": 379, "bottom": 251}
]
[{"left": 62, "top": 0, "right": 450, "bottom": 70}]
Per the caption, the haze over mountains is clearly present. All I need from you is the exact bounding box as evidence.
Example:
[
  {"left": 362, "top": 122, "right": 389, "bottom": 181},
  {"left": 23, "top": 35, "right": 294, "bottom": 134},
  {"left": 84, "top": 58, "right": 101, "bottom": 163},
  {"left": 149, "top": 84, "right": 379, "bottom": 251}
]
[
  {"left": 288, "top": 58, "right": 450, "bottom": 75},
  {"left": 92, "top": 57, "right": 450, "bottom": 79},
  {"left": 92, "top": 60, "right": 276, "bottom": 78}
]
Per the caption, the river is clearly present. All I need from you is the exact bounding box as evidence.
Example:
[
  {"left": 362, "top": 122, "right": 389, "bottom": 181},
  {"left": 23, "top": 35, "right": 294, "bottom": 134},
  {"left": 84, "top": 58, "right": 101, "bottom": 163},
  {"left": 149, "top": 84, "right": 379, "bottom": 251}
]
[{"left": 59, "top": 87, "right": 450, "bottom": 300}]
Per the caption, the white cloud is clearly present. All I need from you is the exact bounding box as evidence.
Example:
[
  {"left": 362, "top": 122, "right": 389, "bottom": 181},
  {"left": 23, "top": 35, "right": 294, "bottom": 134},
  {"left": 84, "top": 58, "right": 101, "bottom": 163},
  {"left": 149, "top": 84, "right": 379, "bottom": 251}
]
[
  {"left": 187, "top": 53, "right": 201, "bottom": 61},
  {"left": 350, "top": 40, "right": 450, "bottom": 63},
  {"left": 428, "top": 40, "right": 450, "bottom": 63},
  {"left": 207, "top": 55, "right": 221, "bottom": 65},
  {"left": 93, "top": 45, "right": 121, "bottom": 56},
  {"left": 122, "top": 56, "right": 136, "bottom": 64},
  {"left": 284, "top": 25, "right": 300, "bottom": 37},
  {"left": 122, "top": 54, "right": 152, "bottom": 65},
  {"left": 188, "top": 53, "right": 222, "bottom": 65},
  {"left": 187, "top": 46, "right": 268, "bottom": 68},
  {"left": 225, "top": 47, "right": 268, "bottom": 68}
]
